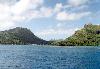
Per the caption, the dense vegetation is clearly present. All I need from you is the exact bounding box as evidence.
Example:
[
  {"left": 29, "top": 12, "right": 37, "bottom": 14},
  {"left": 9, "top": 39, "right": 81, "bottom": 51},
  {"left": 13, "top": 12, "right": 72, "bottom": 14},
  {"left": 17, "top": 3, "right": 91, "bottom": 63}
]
[
  {"left": 0, "top": 27, "right": 48, "bottom": 45},
  {"left": 50, "top": 24, "right": 100, "bottom": 46},
  {"left": 0, "top": 24, "right": 99, "bottom": 46}
]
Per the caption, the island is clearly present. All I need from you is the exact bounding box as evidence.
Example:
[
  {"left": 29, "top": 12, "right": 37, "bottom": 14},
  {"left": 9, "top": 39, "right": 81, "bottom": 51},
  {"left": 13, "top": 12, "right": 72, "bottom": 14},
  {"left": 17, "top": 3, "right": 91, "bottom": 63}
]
[
  {"left": 0, "top": 27, "right": 48, "bottom": 45},
  {"left": 50, "top": 24, "right": 100, "bottom": 46},
  {"left": 0, "top": 24, "right": 99, "bottom": 46}
]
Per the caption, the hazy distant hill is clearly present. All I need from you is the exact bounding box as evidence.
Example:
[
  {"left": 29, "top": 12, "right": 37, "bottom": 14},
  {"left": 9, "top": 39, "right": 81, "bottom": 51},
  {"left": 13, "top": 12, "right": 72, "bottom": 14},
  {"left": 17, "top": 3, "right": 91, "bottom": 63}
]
[
  {"left": 50, "top": 24, "right": 100, "bottom": 46},
  {"left": 0, "top": 27, "right": 48, "bottom": 45}
]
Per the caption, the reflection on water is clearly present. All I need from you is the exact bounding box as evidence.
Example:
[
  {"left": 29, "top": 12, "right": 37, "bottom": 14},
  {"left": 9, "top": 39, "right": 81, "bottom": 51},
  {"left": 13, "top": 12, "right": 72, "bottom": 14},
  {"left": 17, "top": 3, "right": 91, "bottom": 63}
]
[{"left": 0, "top": 45, "right": 99, "bottom": 69}]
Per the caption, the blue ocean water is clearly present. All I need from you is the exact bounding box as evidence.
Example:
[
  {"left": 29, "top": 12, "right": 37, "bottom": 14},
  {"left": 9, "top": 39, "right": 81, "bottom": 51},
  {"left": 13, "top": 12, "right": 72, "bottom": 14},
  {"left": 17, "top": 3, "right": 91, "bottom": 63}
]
[{"left": 0, "top": 45, "right": 99, "bottom": 69}]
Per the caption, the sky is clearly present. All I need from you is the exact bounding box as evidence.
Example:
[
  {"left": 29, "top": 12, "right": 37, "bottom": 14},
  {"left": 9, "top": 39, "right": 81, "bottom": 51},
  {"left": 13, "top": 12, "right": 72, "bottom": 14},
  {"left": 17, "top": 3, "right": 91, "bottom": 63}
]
[{"left": 0, "top": 0, "right": 100, "bottom": 40}]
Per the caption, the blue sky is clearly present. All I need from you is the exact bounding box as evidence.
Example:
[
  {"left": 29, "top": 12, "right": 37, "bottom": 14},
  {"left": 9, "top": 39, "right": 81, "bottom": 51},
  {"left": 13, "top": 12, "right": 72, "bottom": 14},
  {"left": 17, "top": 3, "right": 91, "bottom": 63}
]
[{"left": 0, "top": 0, "right": 100, "bottom": 40}]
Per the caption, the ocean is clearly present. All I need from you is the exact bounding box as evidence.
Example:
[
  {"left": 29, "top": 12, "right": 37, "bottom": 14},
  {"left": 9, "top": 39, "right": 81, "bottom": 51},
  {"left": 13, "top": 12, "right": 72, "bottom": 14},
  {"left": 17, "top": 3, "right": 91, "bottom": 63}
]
[{"left": 0, "top": 45, "right": 99, "bottom": 69}]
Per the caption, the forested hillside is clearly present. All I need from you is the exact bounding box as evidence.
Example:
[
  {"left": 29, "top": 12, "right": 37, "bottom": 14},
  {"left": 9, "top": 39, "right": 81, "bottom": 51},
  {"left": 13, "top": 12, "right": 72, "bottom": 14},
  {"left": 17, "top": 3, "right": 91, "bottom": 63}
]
[
  {"left": 50, "top": 24, "right": 100, "bottom": 46},
  {"left": 0, "top": 27, "right": 48, "bottom": 45}
]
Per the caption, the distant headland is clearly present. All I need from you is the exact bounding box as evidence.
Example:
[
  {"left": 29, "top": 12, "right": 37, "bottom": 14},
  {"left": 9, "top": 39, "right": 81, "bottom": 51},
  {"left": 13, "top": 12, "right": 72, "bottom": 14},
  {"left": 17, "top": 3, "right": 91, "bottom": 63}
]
[
  {"left": 0, "top": 24, "right": 100, "bottom": 46},
  {"left": 0, "top": 27, "right": 48, "bottom": 45},
  {"left": 50, "top": 23, "right": 100, "bottom": 46}
]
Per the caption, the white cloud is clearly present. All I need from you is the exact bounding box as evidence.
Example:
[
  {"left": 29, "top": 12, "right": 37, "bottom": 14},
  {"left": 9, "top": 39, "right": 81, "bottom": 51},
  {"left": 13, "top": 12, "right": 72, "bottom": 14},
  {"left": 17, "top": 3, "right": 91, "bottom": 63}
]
[
  {"left": 22, "top": 7, "right": 53, "bottom": 21},
  {"left": 68, "top": 0, "right": 89, "bottom": 6},
  {"left": 56, "top": 11, "right": 91, "bottom": 21},
  {"left": 0, "top": 22, "right": 15, "bottom": 31},
  {"left": 40, "top": 7, "right": 53, "bottom": 17},
  {"left": 35, "top": 28, "right": 79, "bottom": 40},
  {"left": 0, "top": 0, "right": 44, "bottom": 30},
  {"left": 0, "top": 0, "right": 95, "bottom": 31},
  {"left": 35, "top": 28, "right": 76, "bottom": 35},
  {"left": 56, "top": 23, "right": 64, "bottom": 27},
  {"left": 0, "top": 0, "right": 18, "bottom": 5},
  {"left": 54, "top": 3, "right": 63, "bottom": 12},
  {"left": 54, "top": 0, "right": 91, "bottom": 21},
  {"left": 11, "top": 0, "right": 30, "bottom": 15},
  {"left": 11, "top": 0, "right": 44, "bottom": 15},
  {"left": 35, "top": 22, "right": 80, "bottom": 40}
]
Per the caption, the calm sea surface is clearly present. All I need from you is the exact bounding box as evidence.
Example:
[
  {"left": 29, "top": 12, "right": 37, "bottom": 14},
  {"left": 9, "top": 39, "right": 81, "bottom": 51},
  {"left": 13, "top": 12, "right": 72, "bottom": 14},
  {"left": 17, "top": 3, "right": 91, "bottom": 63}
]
[{"left": 0, "top": 45, "right": 99, "bottom": 69}]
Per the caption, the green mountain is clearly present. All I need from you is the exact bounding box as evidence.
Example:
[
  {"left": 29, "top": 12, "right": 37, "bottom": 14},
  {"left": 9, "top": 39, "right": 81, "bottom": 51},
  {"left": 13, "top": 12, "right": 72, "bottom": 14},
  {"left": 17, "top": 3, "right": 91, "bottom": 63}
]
[
  {"left": 50, "top": 24, "right": 100, "bottom": 46},
  {"left": 0, "top": 27, "right": 48, "bottom": 45}
]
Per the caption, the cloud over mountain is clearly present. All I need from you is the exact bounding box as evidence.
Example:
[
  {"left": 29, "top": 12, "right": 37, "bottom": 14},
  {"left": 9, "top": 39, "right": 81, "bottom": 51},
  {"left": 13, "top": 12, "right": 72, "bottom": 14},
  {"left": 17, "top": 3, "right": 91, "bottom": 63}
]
[{"left": 0, "top": 0, "right": 99, "bottom": 40}]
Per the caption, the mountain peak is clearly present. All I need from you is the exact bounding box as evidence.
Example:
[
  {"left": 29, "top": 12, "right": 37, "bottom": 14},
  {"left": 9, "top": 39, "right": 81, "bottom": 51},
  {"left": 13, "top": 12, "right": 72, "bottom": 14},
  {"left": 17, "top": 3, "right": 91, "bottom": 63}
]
[{"left": 0, "top": 27, "right": 48, "bottom": 45}]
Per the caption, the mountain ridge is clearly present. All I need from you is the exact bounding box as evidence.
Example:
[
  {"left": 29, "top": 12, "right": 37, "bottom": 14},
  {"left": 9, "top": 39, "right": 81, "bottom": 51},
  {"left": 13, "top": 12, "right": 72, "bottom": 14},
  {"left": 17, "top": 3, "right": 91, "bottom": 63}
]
[
  {"left": 50, "top": 24, "right": 100, "bottom": 46},
  {"left": 0, "top": 27, "right": 48, "bottom": 45}
]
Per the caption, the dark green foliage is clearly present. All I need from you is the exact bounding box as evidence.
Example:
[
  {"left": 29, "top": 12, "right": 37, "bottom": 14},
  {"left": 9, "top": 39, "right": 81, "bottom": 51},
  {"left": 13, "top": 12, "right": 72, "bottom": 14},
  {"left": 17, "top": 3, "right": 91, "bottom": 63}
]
[
  {"left": 50, "top": 24, "right": 100, "bottom": 46},
  {"left": 0, "top": 27, "right": 48, "bottom": 45}
]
